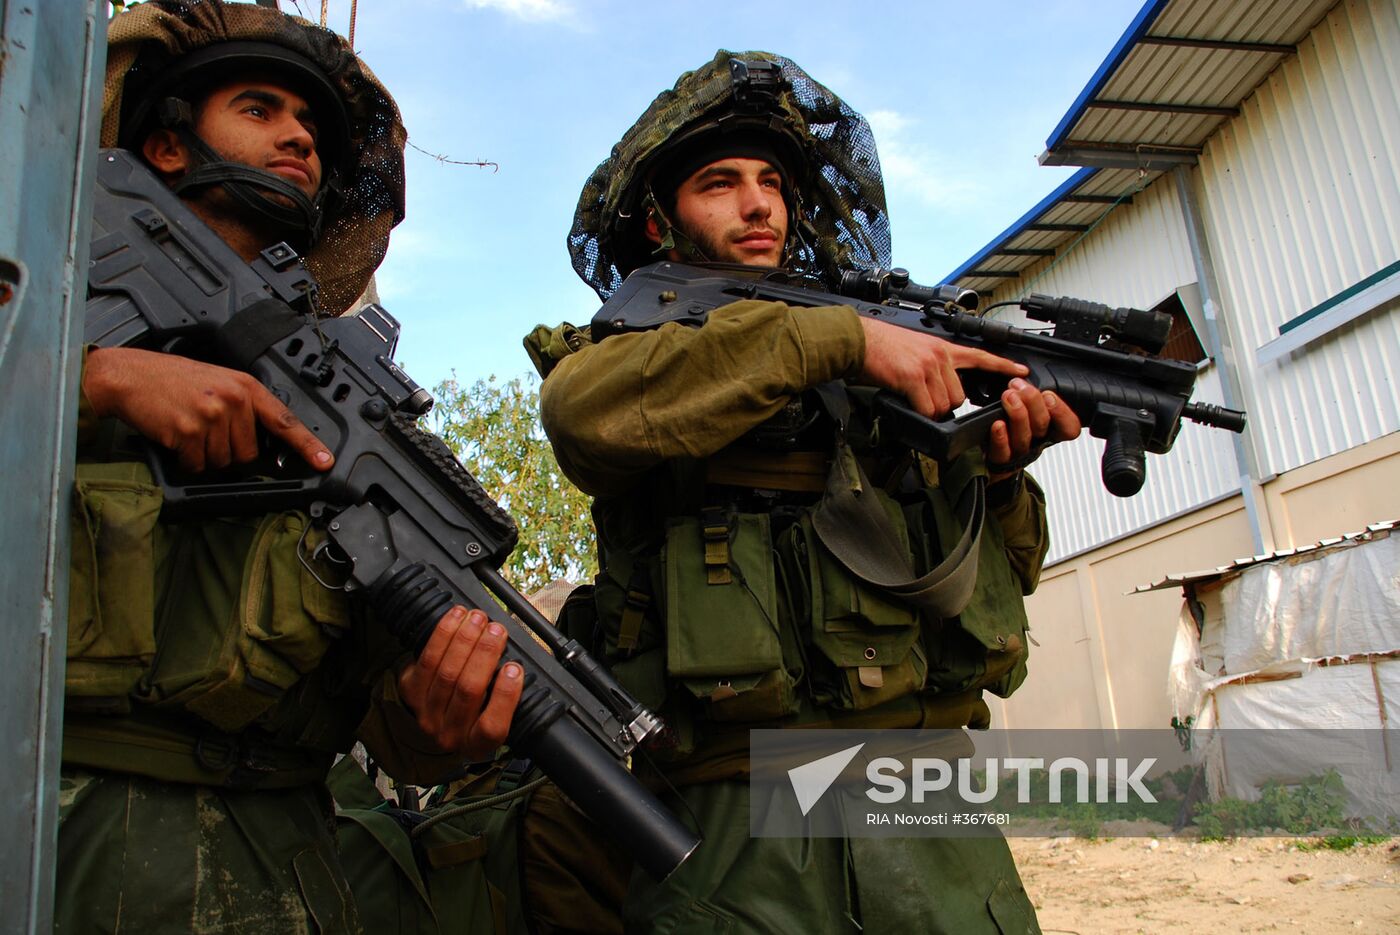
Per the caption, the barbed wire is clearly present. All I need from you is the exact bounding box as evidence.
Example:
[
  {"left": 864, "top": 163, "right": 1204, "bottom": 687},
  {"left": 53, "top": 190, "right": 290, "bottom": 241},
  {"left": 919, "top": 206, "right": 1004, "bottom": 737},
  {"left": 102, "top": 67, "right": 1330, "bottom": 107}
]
[{"left": 407, "top": 140, "right": 499, "bottom": 172}]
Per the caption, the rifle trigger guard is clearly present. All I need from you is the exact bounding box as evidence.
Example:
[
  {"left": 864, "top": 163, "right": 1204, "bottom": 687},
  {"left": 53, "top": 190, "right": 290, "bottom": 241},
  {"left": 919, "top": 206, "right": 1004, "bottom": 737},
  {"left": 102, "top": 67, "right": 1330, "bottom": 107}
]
[{"left": 298, "top": 523, "right": 351, "bottom": 592}]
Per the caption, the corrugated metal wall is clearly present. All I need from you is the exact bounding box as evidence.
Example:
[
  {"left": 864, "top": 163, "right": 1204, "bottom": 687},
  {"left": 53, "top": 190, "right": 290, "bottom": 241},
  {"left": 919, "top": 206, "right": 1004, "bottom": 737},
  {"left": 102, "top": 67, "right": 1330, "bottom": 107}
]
[
  {"left": 1197, "top": 0, "right": 1400, "bottom": 477},
  {"left": 991, "top": 0, "right": 1400, "bottom": 560},
  {"left": 988, "top": 178, "right": 1243, "bottom": 561}
]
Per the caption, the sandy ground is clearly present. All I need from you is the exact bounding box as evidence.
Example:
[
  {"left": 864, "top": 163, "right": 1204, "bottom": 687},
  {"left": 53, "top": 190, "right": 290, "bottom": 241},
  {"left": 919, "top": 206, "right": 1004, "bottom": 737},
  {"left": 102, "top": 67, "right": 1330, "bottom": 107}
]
[{"left": 1008, "top": 825, "right": 1400, "bottom": 934}]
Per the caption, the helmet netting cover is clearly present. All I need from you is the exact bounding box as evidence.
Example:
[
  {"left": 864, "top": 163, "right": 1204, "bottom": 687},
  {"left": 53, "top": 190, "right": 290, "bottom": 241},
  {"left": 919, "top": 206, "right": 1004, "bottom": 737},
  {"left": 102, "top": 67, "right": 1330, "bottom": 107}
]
[
  {"left": 103, "top": 0, "right": 407, "bottom": 316},
  {"left": 569, "top": 49, "right": 892, "bottom": 299}
]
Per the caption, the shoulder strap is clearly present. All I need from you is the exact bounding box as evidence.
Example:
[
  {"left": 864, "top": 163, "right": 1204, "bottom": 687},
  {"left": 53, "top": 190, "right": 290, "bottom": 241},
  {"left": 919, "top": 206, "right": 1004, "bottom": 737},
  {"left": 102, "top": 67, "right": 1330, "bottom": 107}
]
[{"left": 809, "top": 384, "right": 985, "bottom": 618}]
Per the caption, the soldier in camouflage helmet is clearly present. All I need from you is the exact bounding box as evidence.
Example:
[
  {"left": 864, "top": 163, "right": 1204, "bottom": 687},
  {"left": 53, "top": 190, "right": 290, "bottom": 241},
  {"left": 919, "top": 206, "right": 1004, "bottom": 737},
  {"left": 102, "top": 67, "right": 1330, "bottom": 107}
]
[
  {"left": 60, "top": 3, "right": 520, "bottom": 931},
  {"left": 527, "top": 51, "right": 1080, "bottom": 932}
]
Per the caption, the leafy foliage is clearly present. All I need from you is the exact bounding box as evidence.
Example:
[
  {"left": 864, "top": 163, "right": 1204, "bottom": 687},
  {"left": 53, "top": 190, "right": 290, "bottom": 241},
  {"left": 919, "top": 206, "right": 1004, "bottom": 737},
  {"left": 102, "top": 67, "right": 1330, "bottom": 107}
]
[
  {"left": 428, "top": 373, "right": 596, "bottom": 593},
  {"left": 1193, "top": 770, "right": 1348, "bottom": 840}
]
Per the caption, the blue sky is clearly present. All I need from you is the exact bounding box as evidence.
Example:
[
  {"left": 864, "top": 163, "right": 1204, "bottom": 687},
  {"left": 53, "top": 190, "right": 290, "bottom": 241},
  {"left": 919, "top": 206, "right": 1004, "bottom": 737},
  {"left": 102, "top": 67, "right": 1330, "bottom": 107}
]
[{"left": 284, "top": 0, "right": 1147, "bottom": 391}]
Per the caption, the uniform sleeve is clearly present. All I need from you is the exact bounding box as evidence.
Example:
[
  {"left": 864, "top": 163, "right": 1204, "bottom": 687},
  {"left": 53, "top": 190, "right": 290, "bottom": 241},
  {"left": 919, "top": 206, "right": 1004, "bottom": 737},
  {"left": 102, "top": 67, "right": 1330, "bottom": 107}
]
[
  {"left": 538, "top": 299, "right": 865, "bottom": 497},
  {"left": 988, "top": 471, "right": 1050, "bottom": 594}
]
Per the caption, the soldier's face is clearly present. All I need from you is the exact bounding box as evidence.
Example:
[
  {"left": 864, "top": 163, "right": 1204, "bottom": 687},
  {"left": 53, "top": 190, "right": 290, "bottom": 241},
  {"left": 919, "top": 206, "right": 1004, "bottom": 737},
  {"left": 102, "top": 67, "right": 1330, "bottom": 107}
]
[
  {"left": 651, "top": 157, "right": 787, "bottom": 267},
  {"left": 193, "top": 80, "right": 323, "bottom": 198},
  {"left": 145, "top": 78, "right": 323, "bottom": 201}
]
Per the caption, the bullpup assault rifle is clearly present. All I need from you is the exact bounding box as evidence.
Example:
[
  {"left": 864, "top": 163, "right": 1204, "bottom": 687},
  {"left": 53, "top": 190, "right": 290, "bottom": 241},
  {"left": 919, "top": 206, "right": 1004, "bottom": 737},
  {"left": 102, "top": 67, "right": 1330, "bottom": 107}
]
[
  {"left": 83, "top": 148, "right": 699, "bottom": 880},
  {"left": 593, "top": 261, "right": 1247, "bottom": 496}
]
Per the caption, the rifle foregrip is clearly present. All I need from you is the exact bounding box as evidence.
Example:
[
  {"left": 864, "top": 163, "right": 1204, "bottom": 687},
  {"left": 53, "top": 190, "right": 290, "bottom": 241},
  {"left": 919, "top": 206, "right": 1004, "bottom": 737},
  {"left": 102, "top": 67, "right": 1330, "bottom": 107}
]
[
  {"left": 362, "top": 558, "right": 701, "bottom": 881},
  {"left": 367, "top": 562, "right": 456, "bottom": 653},
  {"left": 1100, "top": 419, "right": 1148, "bottom": 497}
]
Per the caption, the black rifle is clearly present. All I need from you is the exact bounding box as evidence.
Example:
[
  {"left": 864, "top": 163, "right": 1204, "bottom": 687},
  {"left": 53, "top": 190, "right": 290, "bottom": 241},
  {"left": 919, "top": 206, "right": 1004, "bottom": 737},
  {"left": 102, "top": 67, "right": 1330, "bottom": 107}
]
[
  {"left": 83, "top": 149, "right": 698, "bottom": 880},
  {"left": 593, "top": 261, "right": 1247, "bottom": 496}
]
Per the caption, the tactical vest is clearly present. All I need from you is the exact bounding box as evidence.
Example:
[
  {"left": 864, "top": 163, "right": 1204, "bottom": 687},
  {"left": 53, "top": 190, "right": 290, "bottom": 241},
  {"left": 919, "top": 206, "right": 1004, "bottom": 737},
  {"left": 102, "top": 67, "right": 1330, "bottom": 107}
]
[
  {"left": 566, "top": 392, "right": 1039, "bottom": 768},
  {"left": 64, "top": 444, "right": 389, "bottom": 787}
]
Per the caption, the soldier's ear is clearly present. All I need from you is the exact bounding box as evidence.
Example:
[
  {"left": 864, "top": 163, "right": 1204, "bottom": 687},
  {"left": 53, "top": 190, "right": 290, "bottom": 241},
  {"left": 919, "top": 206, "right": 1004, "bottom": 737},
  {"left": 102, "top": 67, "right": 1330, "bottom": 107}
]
[
  {"left": 141, "top": 129, "right": 191, "bottom": 178},
  {"left": 643, "top": 209, "right": 662, "bottom": 246}
]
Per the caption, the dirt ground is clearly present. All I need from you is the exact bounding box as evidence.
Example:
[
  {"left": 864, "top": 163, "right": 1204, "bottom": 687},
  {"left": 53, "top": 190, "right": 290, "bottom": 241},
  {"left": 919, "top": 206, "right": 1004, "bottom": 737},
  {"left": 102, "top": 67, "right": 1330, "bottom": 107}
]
[{"left": 1008, "top": 824, "right": 1400, "bottom": 934}]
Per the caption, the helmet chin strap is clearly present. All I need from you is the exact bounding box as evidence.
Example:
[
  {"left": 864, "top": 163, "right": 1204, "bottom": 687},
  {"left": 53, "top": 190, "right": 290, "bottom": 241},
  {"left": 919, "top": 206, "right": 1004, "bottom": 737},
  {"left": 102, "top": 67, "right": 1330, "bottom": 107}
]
[
  {"left": 159, "top": 97, "right": 333, "bottom": 247},
  {"left": 641, "top": 189, "right": 710, "bottom": 265}
]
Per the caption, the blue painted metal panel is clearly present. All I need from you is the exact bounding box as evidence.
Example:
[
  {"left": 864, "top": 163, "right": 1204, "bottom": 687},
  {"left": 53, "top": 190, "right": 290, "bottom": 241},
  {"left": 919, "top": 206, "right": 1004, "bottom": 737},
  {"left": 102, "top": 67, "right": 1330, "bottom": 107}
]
[
  {"left": 1043, "top": 0, "right": 1171, "bottom": 152},
  {"left": 942, "top": 166, "right": 1099, "bottom": 283},
  {"left": 0, "top": 1, "right": 106, "bottom": 930}
]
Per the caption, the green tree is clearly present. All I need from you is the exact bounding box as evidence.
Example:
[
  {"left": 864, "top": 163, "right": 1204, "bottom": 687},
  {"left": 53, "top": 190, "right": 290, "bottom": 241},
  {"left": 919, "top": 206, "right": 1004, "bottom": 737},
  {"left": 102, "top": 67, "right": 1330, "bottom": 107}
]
[{"left": 428, "top": 373, "right": 597, "bottom": 594}]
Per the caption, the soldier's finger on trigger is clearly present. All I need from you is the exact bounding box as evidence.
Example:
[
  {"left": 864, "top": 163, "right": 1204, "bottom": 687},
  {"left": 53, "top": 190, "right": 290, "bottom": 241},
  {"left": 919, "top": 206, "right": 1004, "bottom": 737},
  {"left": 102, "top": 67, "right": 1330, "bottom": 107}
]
[
  {"left": 253, "top": 386, "right": 333, "bottom": 471},
  {"left": 946, "top": 360, "right": 967, "bottom": 409}
]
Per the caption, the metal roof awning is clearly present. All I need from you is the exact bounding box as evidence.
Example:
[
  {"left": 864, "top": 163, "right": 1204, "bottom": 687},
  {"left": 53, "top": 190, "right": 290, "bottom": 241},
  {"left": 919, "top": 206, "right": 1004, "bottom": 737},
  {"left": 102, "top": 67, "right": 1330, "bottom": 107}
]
[
  {"left": 944, "top": 165, "right": 1152, "bottom": 294},
  {"left": 1040, "top": 0, "right": 1339, "bottom": 170},
  {"left": 945, "top": 0, "right": 1340, "bottom": 294}
]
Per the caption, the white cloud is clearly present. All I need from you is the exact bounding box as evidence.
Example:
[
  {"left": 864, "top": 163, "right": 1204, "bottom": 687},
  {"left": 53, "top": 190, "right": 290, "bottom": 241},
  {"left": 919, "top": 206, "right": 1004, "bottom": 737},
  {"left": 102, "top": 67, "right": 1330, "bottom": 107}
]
[
  {"left": 866, "top": 109, "right": 982, "bottom": 209},
  {"left": 867, "top": 109, "right": 909, "bottom": 135},
  {"left": 463, "top": 0, "right": 573, "bottom": 23}
]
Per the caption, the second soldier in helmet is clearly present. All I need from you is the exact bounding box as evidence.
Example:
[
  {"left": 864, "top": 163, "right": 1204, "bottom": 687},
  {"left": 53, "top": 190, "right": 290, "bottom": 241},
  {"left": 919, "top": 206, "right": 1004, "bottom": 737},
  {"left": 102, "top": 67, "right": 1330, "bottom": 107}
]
[{"left": 528, "top": 51, "right": 1078, "bottom": 932}]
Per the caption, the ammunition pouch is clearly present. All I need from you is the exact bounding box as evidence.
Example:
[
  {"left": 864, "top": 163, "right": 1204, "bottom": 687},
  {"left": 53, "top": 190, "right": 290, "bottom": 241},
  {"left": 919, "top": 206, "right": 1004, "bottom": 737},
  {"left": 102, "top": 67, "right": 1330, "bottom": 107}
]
[
  {"left": 589, "top": 444, "right": 1033, "bottom": 736},
  {"left": 330, "top": 756, "right": 543, "bottom": 935},
  {"left": 66, "top": 462, "right": 165, "bottom": 706},
  {"left": 65, "top": 460, "right": 356, "bottom": 737},
  {"left": 778, "top": 504, "right": 926, "bottom": 712},
  {"left": 664, "top": 512, "right": 801, "bottom": 722},
  {"left": 912, "top": 475, "right": 1031, "bottom": 698}
]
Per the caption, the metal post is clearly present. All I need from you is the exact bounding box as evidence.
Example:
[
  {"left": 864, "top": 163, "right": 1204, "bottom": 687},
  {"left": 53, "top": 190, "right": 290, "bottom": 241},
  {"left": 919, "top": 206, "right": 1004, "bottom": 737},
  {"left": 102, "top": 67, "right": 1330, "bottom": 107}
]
[
  {"left": 1173, "top": 164, "right": 1274, "bottom": 554},
  {"left": 0, "top": 1, "right": 107, "bottom": 930}
]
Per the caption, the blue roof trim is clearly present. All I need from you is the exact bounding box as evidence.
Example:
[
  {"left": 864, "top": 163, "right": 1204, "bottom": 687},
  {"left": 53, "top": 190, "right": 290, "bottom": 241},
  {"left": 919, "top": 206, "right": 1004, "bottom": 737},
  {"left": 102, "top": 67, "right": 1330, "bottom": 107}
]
[
  {"left": 944, "top": 167, "right": 1099, "bottom": 283},
  {"left": 1044, "top": 0, "right": 1173, "bottom": 152}
]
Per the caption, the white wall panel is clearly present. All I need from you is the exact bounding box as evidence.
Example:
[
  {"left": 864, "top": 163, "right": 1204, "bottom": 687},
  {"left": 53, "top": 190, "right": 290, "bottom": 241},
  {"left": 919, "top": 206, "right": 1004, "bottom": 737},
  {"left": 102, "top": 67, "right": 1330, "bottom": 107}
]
[
  {"left": 1006, "top": 176, "right": 1197, "bottom": 311},
  {"left": 984, "top": 181, "right": 1242, "bottom": 560},
  {"left": 1197, "top": 0, "right": 1400, "bottom": 476}
]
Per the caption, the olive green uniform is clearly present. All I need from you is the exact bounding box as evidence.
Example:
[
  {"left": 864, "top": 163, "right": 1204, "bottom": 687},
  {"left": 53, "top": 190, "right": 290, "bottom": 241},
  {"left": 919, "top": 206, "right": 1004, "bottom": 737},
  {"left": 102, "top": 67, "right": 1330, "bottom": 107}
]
[
  {"left": 55, "top": 384, "right": 465, "bottom": 934},
  {"left": 528, "top": 299, "right": 1045, "bottom": 933},
  {"left": 71, "top": 3, "right": 427, "bottom": 928}
]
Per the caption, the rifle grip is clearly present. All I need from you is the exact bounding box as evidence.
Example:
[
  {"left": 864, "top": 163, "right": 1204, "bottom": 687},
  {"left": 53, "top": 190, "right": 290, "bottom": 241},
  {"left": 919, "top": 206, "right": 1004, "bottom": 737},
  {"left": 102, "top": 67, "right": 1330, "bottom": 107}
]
[{"left": 1099, "top": 414, "right": 1148, "bottom": 497}]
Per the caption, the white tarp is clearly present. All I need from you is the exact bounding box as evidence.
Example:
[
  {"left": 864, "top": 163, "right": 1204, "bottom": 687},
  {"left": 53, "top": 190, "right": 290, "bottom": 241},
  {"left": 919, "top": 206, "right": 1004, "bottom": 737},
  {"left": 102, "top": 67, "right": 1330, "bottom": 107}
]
[
  {"left": 1166, "top": 525, "right": 1400, "bottom": 824},
  {"left": 1215, "top": 534, "right": 1399, "bottom": 672}
]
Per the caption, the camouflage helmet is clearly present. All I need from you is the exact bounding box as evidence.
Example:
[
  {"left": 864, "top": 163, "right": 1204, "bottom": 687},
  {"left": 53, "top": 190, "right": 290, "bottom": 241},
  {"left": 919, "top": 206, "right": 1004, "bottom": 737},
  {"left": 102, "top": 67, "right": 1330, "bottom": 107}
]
[
  {"left": 569, "top": 49, "right": 892, "bottom": 299},
  {"left": 103, "top": 0, "right": 407, "bottom": 316}
]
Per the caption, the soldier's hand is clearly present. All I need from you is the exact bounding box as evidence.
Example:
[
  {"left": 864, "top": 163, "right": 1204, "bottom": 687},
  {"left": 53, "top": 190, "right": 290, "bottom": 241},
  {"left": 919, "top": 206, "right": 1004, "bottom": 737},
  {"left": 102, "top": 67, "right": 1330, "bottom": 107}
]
[
  {"left": 397, "top": 607, "right": 523, "bottom": 761},
  {"left": 986, "top": 377, "right": 1082, "bottom": 481},
  {"left": 857, "top": 317, "right": 1028, "bottom": 418},
  {"left": 82, "top": 347, "right": 334, "bottom": 473}
]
